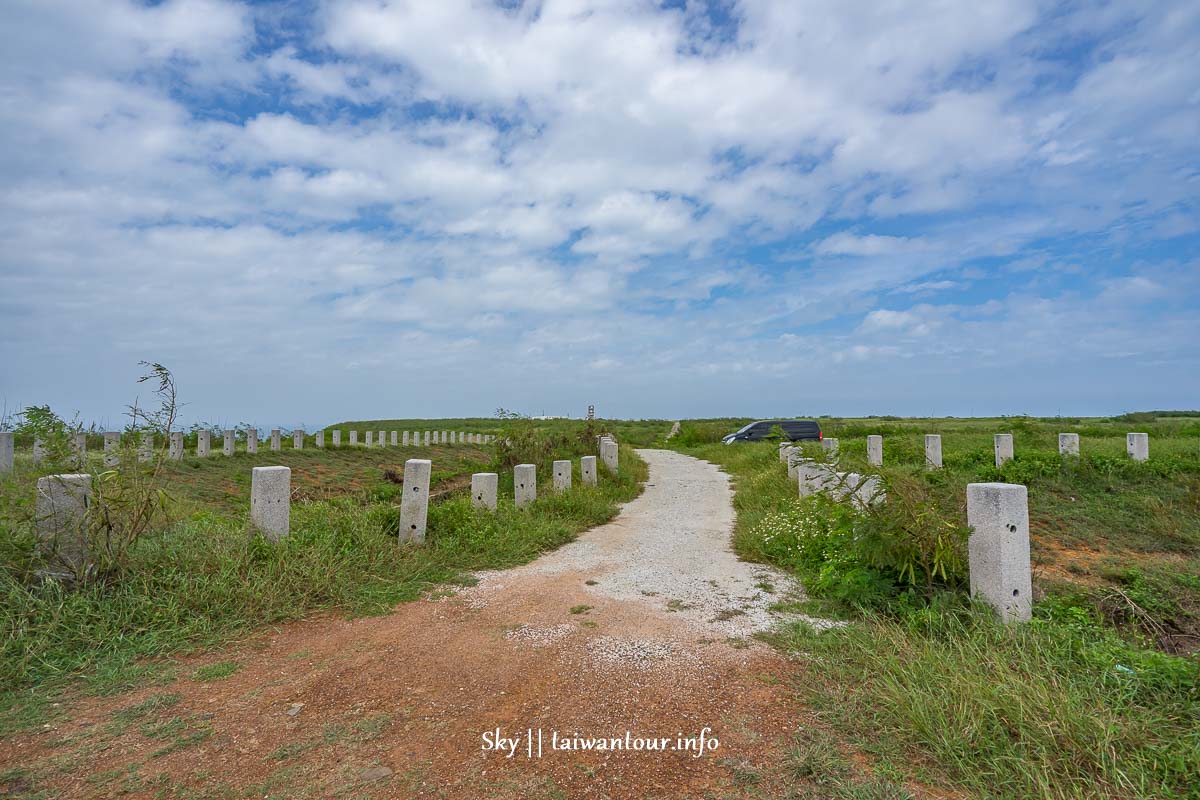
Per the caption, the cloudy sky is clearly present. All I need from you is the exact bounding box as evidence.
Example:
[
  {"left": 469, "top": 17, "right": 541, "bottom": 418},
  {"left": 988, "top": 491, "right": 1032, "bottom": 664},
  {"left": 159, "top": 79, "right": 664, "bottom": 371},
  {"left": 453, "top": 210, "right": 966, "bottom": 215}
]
[{"left": 1, "top": 0, "right": 1197, "bottom": 428}]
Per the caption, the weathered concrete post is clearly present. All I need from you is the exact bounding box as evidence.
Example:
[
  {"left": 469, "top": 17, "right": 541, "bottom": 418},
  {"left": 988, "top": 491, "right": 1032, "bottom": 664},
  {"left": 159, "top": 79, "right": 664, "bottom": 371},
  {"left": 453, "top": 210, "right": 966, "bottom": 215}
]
[
  {"left": 35, "top": 473, "right": 92, "bottom": 575},
  {"left": 423, "top": 431, "right": 430, "bottom": 446},
  {"left": 378, "top": 430, "right": 385, "bottom": 447},
  {"left": 197, "top": 430, "right": 211, "bottom": 457},
  {"left": 104, "top": 432, "right": 121, "bottom": 467},
  {"left": 581, "top": 455, "right": 597, "bottom": 486},
  {"left": 250, "top": 466, "right": 290, "bottom": 542},
  {"left": 398, "top": 459, "right": 431, "bottom": 544},
  {"left": 785, "top": 447, "right": 802, "bottom": 480},
  {"left": 925, "top": 434, "right": 942, "bottom": 469},
  {"left": 366, "top": 431, "right": 374, "bottom": 447},
  {"left": 553, "top": 460, "right": 572, "bottom": 491},
  {"left": 315, "top": 430, "right": 324, "bottom": 448},
  {"left": 822, "top": 438, "right": 839, "bottom": 456},
  {"left": 350, "top": 430, "right": 358, "bottom": 446},
  {"left": 441, "top": 430, "right": 449, "bottom": 445},
  {"left": 1058, "top": 433, "right": 1079, "bottom": 456},
  {"left": 294, "top": 430, "right": 304, "bottom": 450},
  {"left": 514, "top": 464, "right": 537, "bottom": 508},
  {"left": 1, "top": 431, "right": 14, "bottom": 473},
  {"left": 1127, "top": 433, "right": 1149, "bottom": 461},
  {"left": 778, "top": 442, "right": 790, "bottom": 463},
  {"left": 73, "top": 433, "right": 87, "bottom": 462},
  {"left": 866, "top": 435, "right": 883, "bottom": 467},
  {"left": 247, "top": 429, "right": 259, "bottom": 454},
  {"left": 403, "top": 431, "right": 410, "bottom": 446},
  {"left": 994, "top": 434, "right": 1013, "bottom": 466},
  {"left": 223, "top": 430, "right": 235, "bottom": 456},
  {"left": 169, "top": 432, "right": 184, "bottom": 461},
  {"left": 270, "top": 429, "right": 281, "bottom": 451},
  {"left": 797, "top": 461, "right": 827, "bottom": 498},
  {"left": 966, "top": 482, "right": 1032, "bottom": 623},
  {"left": 139, "top": 433, "right": 155, "bottom": 462},
  {"left": 331, "top": 430, "right": 341, "bottom": 448},
  {"left": 600, "top": 440, "right": 619, "bottom": 474},
  {"left": 391, "top": 431, "right": 398, "bottom": 446},
  {"left": 471, "top": 472, "right": 498, "bottom": 510}
]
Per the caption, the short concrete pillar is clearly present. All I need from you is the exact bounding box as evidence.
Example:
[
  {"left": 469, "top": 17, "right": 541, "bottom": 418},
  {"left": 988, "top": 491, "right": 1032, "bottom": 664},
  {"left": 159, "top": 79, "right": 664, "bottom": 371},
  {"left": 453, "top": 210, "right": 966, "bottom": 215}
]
[
  {"left": 925, "top": 434, "right": 942, "bottom": 469},
  {"left": 402, "top": 431, "right": 410, "bottom": 446},
  {"left": 332, "top": 430, "right": 341, "bottom": 448},
  {"left": 315, "top": 430, "right": 324, "bottom": 448},
  {"left": 378, "top": 430, "right": 385, "bottom": 447},
  {"left": 1058, "top": 433, "right": 1079, "bottom": 457},
  {"left": 294, "top": 430, "right": 304, "bottom": 450},
  {"left": 1127, "top": 433, "right": 1149, "bottom": 461},
  {"left": 398, "top": 459, "right": 431, "bottom": 544},
  {"left": 600, "top": 440, "right": 619, "bottom": 474},
  {"left": 441, "top": 431, "right": 449, "bottom": 444},
  {"left": 197, "top": 430, "right": 211, "bottom": 457},
  {"left": 1, "top": 431, "right": 14, "bottom": 473},
  {"left": 366, "top": 430, "right": 374, "bottom": 447},
  {"left": 778, "top": 442, "right": 790, "bottom": 463},
  {"left": 250, "top": 466, "right": 290, "bottom": 542},
  {"left": 966, "top": 482, "right": 1032, "bottom": 623},
  {"left": 553, "top": 460, "right": 572, "bottom": 491},
  {"left": 35, "top": 473, "right": 92, "bottom": 574},
  {"left": 514, "top": 464, "right": 537, "bottom": 508},
  {"left": 247, "top": 429, "right": 259, "bottom": 454},
  {"left": 855, "top": 476, "right": 886, "bottom": 508},
  {"left": 223, "top": 430, "right": 235, "bottom": 456},
  {"left": 391, "top": 431, "right": 398, "bottom": 446},
  {"left": 169, "top": 432, "right": 184, "bottom": 461},
  {"left": 423, "top": 431, "right": 430, "bottom": 446},
  {"left": 103, "top": 432, "right": 121, "bottom": 467},
  {"left": 270, "top": 429, "right": 281, "bottom": 451},
  {"left": 581, "top": 455, "right": 597, "bottom": 486},
  {"left": 785, "top": 448, "right": 802, "bottom": 480},
  {"left": 797, "top": 461, "right": 828, "bottom": 498},
  {"left": 994, "top": 434, "right": 1013, "bottom": 466},
  {"left": 471, "top": 472, "right": 498, "bottom": 510},
  {"left": 822, "top": 438, "right": 839, "bottom": 456},
  {"left": 350, "top": 430, "right": 358, "bottom": 446},
  {"left": 73, "top": 433, "right": 87, "bottom": 462},
  {"left": 139, "top": 434, "right": 155, "bottom": 462},
  {"left": 33, "top": 438, "right": 45, "bottom": 464},
  {"left": 866, "top": 435, "right": 883, "bottom": 466}
]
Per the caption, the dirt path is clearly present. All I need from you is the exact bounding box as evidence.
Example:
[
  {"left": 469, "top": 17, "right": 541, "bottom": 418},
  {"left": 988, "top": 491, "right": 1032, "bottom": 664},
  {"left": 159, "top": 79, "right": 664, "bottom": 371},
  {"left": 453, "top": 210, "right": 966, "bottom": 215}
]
[{"left": 2, "top": 449, "right": 826, "bottom": 799}]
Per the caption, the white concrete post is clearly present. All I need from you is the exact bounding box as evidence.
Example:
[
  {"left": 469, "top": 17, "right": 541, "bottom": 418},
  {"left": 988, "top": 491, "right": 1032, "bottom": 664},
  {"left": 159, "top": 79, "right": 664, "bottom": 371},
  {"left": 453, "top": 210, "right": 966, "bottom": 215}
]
[
  {"left": 294, "top": 430, "right": 304, "bottom": 450},
  {"left": 423, "top": 431, "right": 430, "bottom": 446},
  {"left": 786, "top": 448, "right": 802, "bottom": 480},
  {"left": 366, "top": 431, "right": 374, "bottom": 447},
  {"left": 139, "top": 433, "right": 155, "bottom": 462},
  {"left": 197, "top": 430, "right": 211, "bottom": 457},
  {"left": 332, "top": 430, "right": 341, "bottom": 448},
  {"left": 270, "top": 429, "right": 281, "bottom": 451},
  {"left": 1, "top": 431, "right": 14, "bottom": 473},
  {"left": 1058, "top": 433, "right": 1079, "bottom": 457},
  {"left": 514, "top": 464, "right": 537, "bottom": 508},
  {"left": 925, "top": 434, "right": 942, "bottom": 469},
  {"left": 797, "top": 462, "right": 828, "bottom": 498},
  {"left": 315, "top": 430, "right": 324, "bottom": 448},
  {"left": 822, "top": 438, "right": 839, "bottom": 456},
  {"left": 103, "top": 432, "right": 121, "bottom": 467},
  {"left": 378, "top": 430, "right": 385, "bottom": 447},
  {"left": 391, "top": 431, "right": 398, "bottom": 446},
  {"left": 73, "top": 433, "right": 87, "bottom": 462},
  {"left": 966, "top": 482, "right": 1032, "bottom": 623},
  {"left": 350, "top": 430, "right": 358, "bottom": 446},
  {"left": 581, "top": 455, "right": 597, "bottom": 486},
  {"left": 441, "top": 430, "right": 449, "bottom": 445},
  {"left": 866, "top": 435, "right": 883, "bottom": 467},
  {"left": 1127, "top": 433, "right": 1149, "bottom": 461},
  {"left": 169, "top": 432, "right": 184, "bottom": 461},
  {"left": 600, "top": 440, "right": 619, "bottom": 474},
  {"left": 250, "top": 466, "right": 290, "bottom": 542},
  {"left": 223, "top": 430, "right": 235, "bottom": 456},
  {"left": 471, "top": 472, "right": 498, "bottom": 510},
  {"left": 553, "top": 459, "right": 572, "bottom": 491},
  {"left": 247, "top": 429, "right": 258, "bottom": 454},
  {"left": 35, "top": 473, "right": 93, "bottom": 574},
  {"left": 994, "top": 434, "right": 1013, "bottom": 466},
  {"left": 398, "top": 459, "right": 431, "bottom": 544},
  {"left": 778, "top": 442, "right": 790, "bottom": 463}
]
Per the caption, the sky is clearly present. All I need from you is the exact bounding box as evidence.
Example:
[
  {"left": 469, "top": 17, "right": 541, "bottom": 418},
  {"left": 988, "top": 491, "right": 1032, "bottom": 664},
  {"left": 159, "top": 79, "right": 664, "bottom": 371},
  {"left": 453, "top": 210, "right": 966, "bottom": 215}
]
[{"left": 1, "top": 0, "right": 1198, "bottom": 430}]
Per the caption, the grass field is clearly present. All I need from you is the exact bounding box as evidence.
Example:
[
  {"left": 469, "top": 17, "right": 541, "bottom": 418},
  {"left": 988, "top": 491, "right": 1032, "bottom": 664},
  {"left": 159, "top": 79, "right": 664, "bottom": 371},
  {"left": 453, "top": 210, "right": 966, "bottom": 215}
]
[
  {"left": 673, "top": 414, "right": 1200, "bottom": 799},
  {"left": 0, "top": 417, "right": 652, "bottom": 737}
]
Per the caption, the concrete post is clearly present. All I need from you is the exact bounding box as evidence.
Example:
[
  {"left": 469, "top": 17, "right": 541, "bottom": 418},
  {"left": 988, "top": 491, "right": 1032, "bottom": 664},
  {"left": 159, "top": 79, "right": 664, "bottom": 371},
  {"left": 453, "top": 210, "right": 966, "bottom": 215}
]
[
  {"left": 966, "top": 482, "right": 1032, "bottom": 623},
  {"left": 994, "top": 434, "right": 1013, "bottom": 466},
  {"left": 73, "top": 433, "right": 87, "bottom": 462},
  {"left": 553, "top": 459, "right": 572, "bottom": 491},
  {"left": 197, "top": 430, "right": 211, "bottom": 457},
  {"left": 1058, "top": 433, "right": 1079, "bottom": 457},
  {"left": 316, "top": 430, "right": 324, "bottom": 448},
  {"left": 1, "top": 431, "right": 14, "bottom": 473},
  {"left": 797, "top": 461, "right": 830, "bottom": 498},
  {"left": 1127, "top": 433, "right": 1149, "bottom": 461},
  {"left": 778, "top": 442, "right": 790, "bottom": 463},
  {"left": 581, "top": 455, "right": 598, "bottom": 486},
  {"left": 35, "top": 473, "right": 92, "bottom": 575},
  {"left": 424, "top": 431, "right": 430, "bottom": 446},
  {"left": 223, "top": 429, "right": 235, "bottom": 456},
  {"left": 332, "top": 430, "right": 341, "bottom": 448},
  {"left": 403, "top": 431, "right": 410, "bottom": 446},
  {"left": 139, "top": 433, "right": 155, "bottom": 462},
  {"left": 350, "top": 430, "right": 358, "bottom": 446},
  {"left": 398, "top": 459, "right": 431, "bottom": 544},
  {"left": 785, "top": 448, "right": 802, "bottom": 480},
  {"left": 169, "top": 432, "right": 184, "bottom": 461},
  {"left": 471, "top": 472, "right": 498, "bottom": 510},
  {"left": 822, "top": 438, "right": 839, "bottom": 456},
  {"left": 103, "top": 432, "right": 121, "bottom": 467},
  {"left": 247, "top": 429, "right": 259, "bottom": 454},
  {"left": 366, "top": 431, "right": 374, "bottom": 447},
  {"left": 925, "top": 434, "right": 942, "bottom": 469},
  {"left": 442, "top": 431, "right": 449, "bottom": 445},
  {"left": 378, "top": 430, "right": 385, "bottom": 447},
  {"left": 250, "top": 466, "right": 290, "bottom": 542},
  {"left": 270, "top": 429, "right": 281, "bottom": 451},
  {"left": 866, "top": 435, "right": 883, "bottom": 467},
  {"left": 391, "top": 431, "right": 398, "bottom": 446},
  {"left": 294, "top": 430, "right": 304, "bottom": 450},
  {"left": 600, "top": 440, "right": 619, "bottom": 474},
  {"left": 33, "top": 438, "right": 45, "bottom": 464},
  {"left": 514, "top": 464, "right": 537, "bottom": 508}
]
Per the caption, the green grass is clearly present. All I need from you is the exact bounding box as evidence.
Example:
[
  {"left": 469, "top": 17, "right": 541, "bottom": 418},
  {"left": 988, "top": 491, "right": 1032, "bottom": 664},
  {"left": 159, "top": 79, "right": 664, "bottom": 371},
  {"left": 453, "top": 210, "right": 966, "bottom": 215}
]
[
  {"left": 0, "top": 425, "right": 647, "bottom": 736},
  {"left": 675, "top": 415, "right": 1200, "bottom": 799}
]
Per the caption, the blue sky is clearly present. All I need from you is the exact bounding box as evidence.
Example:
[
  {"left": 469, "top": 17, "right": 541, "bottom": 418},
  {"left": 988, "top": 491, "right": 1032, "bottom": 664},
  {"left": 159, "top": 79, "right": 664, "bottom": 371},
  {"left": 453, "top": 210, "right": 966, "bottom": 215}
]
[{"left": 1, "top": 0, "right": 1198, "bottom": 429}]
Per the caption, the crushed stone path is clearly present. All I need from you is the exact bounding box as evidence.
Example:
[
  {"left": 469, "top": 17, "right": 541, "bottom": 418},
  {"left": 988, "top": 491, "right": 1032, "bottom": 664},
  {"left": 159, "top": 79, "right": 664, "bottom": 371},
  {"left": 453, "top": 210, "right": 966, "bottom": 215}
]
[{"left": 2, "top": 449, "right": 832, "bottom": 800}]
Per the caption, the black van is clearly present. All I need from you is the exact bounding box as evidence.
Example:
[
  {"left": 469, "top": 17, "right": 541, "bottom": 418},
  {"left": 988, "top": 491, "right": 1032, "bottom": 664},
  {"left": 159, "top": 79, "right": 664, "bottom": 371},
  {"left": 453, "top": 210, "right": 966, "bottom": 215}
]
[{"left": 722, "top": 419, "right": 822, "bottom": 444}]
